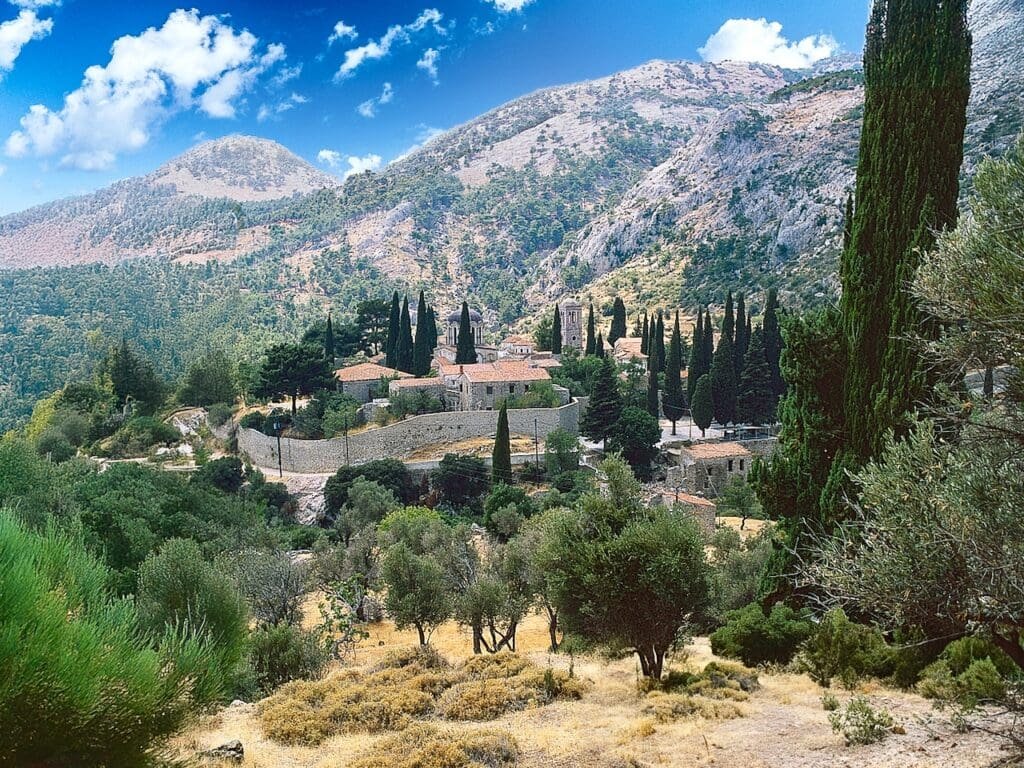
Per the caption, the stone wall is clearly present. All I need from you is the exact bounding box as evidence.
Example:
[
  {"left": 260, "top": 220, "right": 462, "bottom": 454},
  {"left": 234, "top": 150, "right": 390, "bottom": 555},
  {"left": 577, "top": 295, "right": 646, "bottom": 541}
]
[{"left": 237, "top": 400, "right": 580, "bottom": 474}]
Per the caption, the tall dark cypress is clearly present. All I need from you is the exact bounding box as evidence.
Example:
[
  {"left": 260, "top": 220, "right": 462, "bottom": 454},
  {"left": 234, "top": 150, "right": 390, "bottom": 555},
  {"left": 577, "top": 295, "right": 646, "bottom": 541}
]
[
  {"left": 325, "top": 312, "right": 336, "bottom": 365},
  {"left": 722, "top": 291, "right": 735, "bottom": 346},
  {"left": 646, "top": 366, "right": 660, "bottom": 419},
  {"left": 412, "top": 290, "right": 431, "bottom": 377},
  {"left": 551, "top": 303, "right": 563, "bottom": 355},
  {"left": 585, "top": 302, "right": 596, "bottom": 356},
  {"left": 710, "top": 319, "right": 737, "bottom": 425},
  {"left": 580, "top": 356, "right": 623, "bottom": 447},
  {"left": 632, "top": 315, "right": 642, "bottom": 338},
  {"left": 842, "top": 194, "right": 854, "bottom": 252},
  {"left": 640, "top": 314, "right": 650, "bottom": 356},
  {"left": 455, "top": 301, "right": 477, "bottom": 365},
  {"left": 595, "top": 332, "right": 605, "bottom": 359},
  {"left": 734, "top": 294, "right": 747, "bottom": 379},
  {"left": 385, "top": 291, "right": 401, "bottom": 367},
  {"left": 427, "top": 306, "right": 438, "bottom": 352},
  {"left": 663, "top": 313, "right": 686, "bottom": 435},
  {"left": 609, "top": 297, "right": 627, "bottom": 345},
  {"left": 840, "top": 0, "right": 971, "bottom": 461},
  {"left": 763, "top": 289, "right": 784, "bottom": 398},
  {"left": 687, "top": 309, "right": 704, "bottom": 405},
  {"left": 396, "top": 295, "right": 414, "bottom": 373},
  {"left": 492, "top": 402, "right": 513, "bottom": 485},
  {"left": 702, "top": 308, "right": 715, "bottom": 381},
  {"left": 655, "top": 313, "right": 667, "bottom": 374},
  {"left": 737, "top": 326, "right": 775, "bottom": 426}
]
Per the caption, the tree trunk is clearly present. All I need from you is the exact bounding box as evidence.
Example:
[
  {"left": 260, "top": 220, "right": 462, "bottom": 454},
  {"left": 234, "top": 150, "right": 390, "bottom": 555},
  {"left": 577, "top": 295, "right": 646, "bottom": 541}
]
[
  {"left": 416, "top": 623, "right": 426, "bottom": 646},
  {"left": 546, "top": 606, "right": 559, "bottom": 652},
  {"left": 991, "top": 627, "right": 1024, "bottom": 671},
  {"left": 671, "top": 420, "right": 677, "bottom": 436},
  {"left": 472, "top": 626, "right": 482, "bottom": 654},
  {"left": 291, "top": 392, "right": 297, "bottom": 414}
]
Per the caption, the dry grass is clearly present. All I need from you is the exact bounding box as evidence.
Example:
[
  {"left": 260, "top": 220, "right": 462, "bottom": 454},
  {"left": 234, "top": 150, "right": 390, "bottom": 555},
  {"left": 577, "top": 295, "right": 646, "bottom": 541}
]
[{"left": 348, "top": 724, "right": 518, "bottom": 768}]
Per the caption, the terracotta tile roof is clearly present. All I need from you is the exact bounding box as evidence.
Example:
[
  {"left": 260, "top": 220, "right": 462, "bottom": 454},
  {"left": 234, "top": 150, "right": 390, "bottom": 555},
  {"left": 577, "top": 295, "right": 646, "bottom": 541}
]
[
  {"left": 681, "top": 441, "right": 752, "bottom": 460},
  {"left": 334, "top": 362, "right": 412, "bottom": 383},
  {"left": 614, "top": 338, "right": 644, "bottom": 354},
  {"left": 501, "top": 335, "right": 534, "bottom": 346},
  {"left": 389, "top": 377, "right": 444, "bottom": 389},
  {"left": 460, "top": 361, "right": 552, "bottom": 384},
  {"left": 528, "top": 357, "right": 563, "bottom": 369},
  {"left": 676, "top": 492, "right": 717, "bottom": 509}
]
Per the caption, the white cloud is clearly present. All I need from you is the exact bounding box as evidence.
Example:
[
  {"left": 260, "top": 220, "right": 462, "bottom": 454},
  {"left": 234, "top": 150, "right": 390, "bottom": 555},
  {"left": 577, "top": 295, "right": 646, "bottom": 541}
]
[
  {"left": 393, "top": 124, "right": 444, "bottom": 163},
  {"left": 328, "top": 20, "right": 357, "bottom": 45},
  {"left": 257, "top": 92, "right": 308, "bottom": 122},
  {"left": 416, "top": 47, "right": 439, "bottom": 84},
  {"left": 272, "top": 62, "right": 302, "bottom": 86},
  {"left": 0, "top": 163, "right": 6, "bottom": 177},
  {"left": 356, "top": 81, "right": 393, "bottom": 118},
  {"left": 335, "top": 8, "right": 444, "bottom": 80},
  {"left": 8, "top": 0, "right": 60, "bottom": 8},
  {"left": 317, "top": 148, "right": 382, "bottom": 179},
  {"left": 5, "top": 9, "right": 287, "bottom": 169},
  {"left": 0, "top": 9, "right": 52, "bottom": 75},
  {"left": 485, "top": 0, "right": 535, "bottom": 11},
  {"left": 698, "top": 18, "right": 837, "bottom": 69}
]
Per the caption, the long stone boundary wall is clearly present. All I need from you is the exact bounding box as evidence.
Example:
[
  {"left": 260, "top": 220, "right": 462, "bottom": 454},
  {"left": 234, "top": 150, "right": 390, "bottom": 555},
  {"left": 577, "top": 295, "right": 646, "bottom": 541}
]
[{"left": 237, "top": 401, "right": 580, "bottom": 475}]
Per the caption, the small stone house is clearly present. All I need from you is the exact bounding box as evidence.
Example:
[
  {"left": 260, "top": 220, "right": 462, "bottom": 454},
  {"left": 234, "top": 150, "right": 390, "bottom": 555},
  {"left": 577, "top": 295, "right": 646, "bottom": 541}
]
[
  {"left": 613, "top": 337, "right": 647, "bottom": 365},
  {"left": 499, "top": 335, "right": 535, "bottom": 358},
  {"left": 387, "top": 377, "right": 446, "bottom": 402},
  {"left": 447, "top": 361, "right": 552, "bottom": 411},
  {"left": 676, "top": 441, "right": 752, "bottom": 498},
  {"left": 334, "top": 363, "right": 412, "bottom": 403}
]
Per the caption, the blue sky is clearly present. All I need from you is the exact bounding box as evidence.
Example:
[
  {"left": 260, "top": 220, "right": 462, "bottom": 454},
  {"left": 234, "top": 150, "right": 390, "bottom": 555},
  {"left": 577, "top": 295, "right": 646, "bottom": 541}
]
[{"left": 0, "top": 0, "right": 869, "bottom": 214}]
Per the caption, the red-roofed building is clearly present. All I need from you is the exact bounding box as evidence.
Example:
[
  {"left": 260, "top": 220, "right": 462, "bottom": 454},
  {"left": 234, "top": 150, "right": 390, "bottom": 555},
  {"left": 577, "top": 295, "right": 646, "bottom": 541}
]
[
  {"left": 334, "top": 362, "right": 412, "bottom": 403},
  {"left": 447, "top": 361, "right": 553, "bottom": 411}
]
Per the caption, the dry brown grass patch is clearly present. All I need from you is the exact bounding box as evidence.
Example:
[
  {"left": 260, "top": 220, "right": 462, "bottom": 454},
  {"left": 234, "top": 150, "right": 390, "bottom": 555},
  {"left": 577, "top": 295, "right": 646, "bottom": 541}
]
[
  {"left": 348, "top": 724, "right": 518, "bottom": 768},
  {"left": 641, "top": 691, "right": 744, "bottom": 722}
]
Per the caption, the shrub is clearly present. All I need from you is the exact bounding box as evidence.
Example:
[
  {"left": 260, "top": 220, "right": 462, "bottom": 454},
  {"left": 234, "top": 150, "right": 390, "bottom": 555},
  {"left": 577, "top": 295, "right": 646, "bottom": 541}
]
[
  {"left": 239, "top": 411, "right": 266, "bottom": 430},
  {"left": 247, "top": 623, "right": 331, "bottom": 696},
  {"left": 828, "top": 696, "right": 895, "bottom": 745},
  {"left": 795, "top": 608, "right": 892, "bottom": 688},
  {"left": 821, "top": 692, "right": 840, "bottom": 711},
  {"left": 0, "top": 511, "right": 222, "bottom": 767},
  {"left": 192, "top": 456, "right": 245, "bottom": 493},
  {"left": 710, "top": 602, "right": 813, "bottom": 666},
  {"left": 641, "top": 692, "right": 744, "bottom": 722},
  {"left": 348, "top": 724, "right": 518, "bottom": 768},
  {"left": 101, "top": 416, "right": 180, "bottom": 459},
  {"left": 36, "top": 428, "right": 75, "bottom": 462},
  {"left": 207, "top": 402, "right": 233, "bottom": 427},
  {"left": 222, "top": 549, "right": 307, "bottom": 627}
]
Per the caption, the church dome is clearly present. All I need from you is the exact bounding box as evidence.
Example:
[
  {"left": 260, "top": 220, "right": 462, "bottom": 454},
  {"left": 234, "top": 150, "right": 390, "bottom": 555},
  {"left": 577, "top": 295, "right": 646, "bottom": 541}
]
[{"left": 447, "top": 307, "right": 482, "bottom": 323}]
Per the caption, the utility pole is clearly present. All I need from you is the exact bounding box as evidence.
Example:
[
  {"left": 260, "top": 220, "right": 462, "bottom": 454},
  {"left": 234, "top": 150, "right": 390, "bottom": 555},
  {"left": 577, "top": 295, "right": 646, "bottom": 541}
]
[
  {"left": 274, "top": 419, "right": 283, "bottom": 478},
  {"left": 534, "top": 418, "right": 540, "bottom": 470},
  {"left": 344, "top": 413, "right": 351, "bottom": 466}
]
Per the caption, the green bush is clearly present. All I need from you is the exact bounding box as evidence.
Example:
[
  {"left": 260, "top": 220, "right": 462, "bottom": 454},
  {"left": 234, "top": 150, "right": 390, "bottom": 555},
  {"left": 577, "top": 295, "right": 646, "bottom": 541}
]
[
  {"left": 247, "top": 623, "right": 331, "bottom": 696},
  {"left": 239, "top": 411, "right": 266, "bottom": 430},
  {"left": 192, "top": 456, "right": 246, "bottom": 493},
  {"left": 207, "top": 402, "right": 234, "bottom": 427},
  {"left": 101, "top": 416, "right": 180, "bottom": 459},
  {"left": 710, "top": 602, "right": 813, "bottom": 666},
  {"left": 918, "top": 637, "right": 1014, "bottom": 706},
  {"left": 828, "top": 695, "right": 895, "bottom": 745},
  {"left": 796, "top": 609, "right": 892, "bottom": 688},
  {"left": 36, "top": 428, "right": 75, "bottom": 462},
  {"left": 0, "top": 511, "right": 222, "bottom": 766},
  {"left": 136, "top": 539, "right": 249, "bottom": 680}
]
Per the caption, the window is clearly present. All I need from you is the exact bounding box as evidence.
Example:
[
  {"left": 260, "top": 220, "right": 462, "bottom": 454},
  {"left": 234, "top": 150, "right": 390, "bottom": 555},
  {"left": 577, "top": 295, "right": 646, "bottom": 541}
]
[
  {"left": 728, "top": 459, "right": 734, "bottom": 472},
  {"left": 509, "top": 384, "right": 515, "bottom": 394},
  {"left": 740, "top": 459, "right": 745, "bottom": 471},
  {"left": 486, "top": 385, "right": 493, "bottom": 395},
  {"left": 524, "top": 384, "right": 530, "bottom": 392}
]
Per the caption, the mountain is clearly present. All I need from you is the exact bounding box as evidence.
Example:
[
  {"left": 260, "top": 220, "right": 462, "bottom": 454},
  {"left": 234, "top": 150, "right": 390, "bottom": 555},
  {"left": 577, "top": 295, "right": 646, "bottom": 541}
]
[
  {"left": 0, "top": 0, "right": 1021, "bottom": 430},
  {"left": 0, "top": 136, "right": 337, "bottom": 269}
]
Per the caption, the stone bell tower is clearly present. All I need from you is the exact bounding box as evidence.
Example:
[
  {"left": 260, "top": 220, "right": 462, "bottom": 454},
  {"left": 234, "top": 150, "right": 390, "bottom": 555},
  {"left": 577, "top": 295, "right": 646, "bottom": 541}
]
[{"left": 559, "top": 298, "right": 583, "bottom": 352}]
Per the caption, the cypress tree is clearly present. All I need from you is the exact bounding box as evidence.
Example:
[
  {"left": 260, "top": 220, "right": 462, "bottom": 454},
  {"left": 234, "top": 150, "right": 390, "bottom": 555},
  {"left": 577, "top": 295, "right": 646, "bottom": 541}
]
[
  {"left": 655, "top": 313, "right": 666, "bottom": 374},
  {"left": 843, "top": 194, "right": 854, "bottom": 251},
  {"left": 734, "top": 294, "right": 747, "bottom": 379},
  {"left": 840, "top": 0, "right": 971, "bottom": 461},
  {"left": 722, "top": 291, "right": 735, "bottom": 346},
  {"left": 396, "top": 295, "right": 414, "bottom": 373},
  {"left": 632, "top": 315, "right": 642, "bottom": 338},
  {"left": 702, "top": 308, "right": 715, "bottom": 379},
  {"left": 640, "top": 314, "right": 650, "bottom": 356},
  {"left": 646, "top": 367, "right": 659, "bottom": 418},
  {"left": 551, "top": 303, "right": 563, "bottom": 355},
  {"left": 595, "top": 332, "right": 605, "bottom": 359},
  {"left": 580, "top": 356, "right": 623, "bottom": 447},
  {"left": 609, "top": 297, "right": 627, "bottom": 345},
  {"left": 663, "top": 313, "right": 686, "bottom": 435},
  {"left": 585, "top": 302, "right": 596, "bottom": 356},
  {"left": 455, "top": 302, "right": 477, "bottom": 365},
  {"left": 492, "top": 402, "right": 513, "bottom": 485},
  {"left": 763, "top": 289, "right": 784, "bottom": 398},
  {"left": 687, "top": 309, "right": 704, "bottom": 405},
  {"left": 691, "top": 374, "right": 714, "bottom": 438},
  {"left": 737, "top": 326, "right": 775, "bottom": 425},
  {"left": 413, "top": 290, "right": 431, "bottom": 377},
  {"left": 710, "top": 322, "right": 737, "bottom": 425},
  {"left": 385, "top": 291, "right": 401, "bottom": 367},
  {"left": 427, "top": 306, "right": 438, "bottom": 352},
  {"left": 325, "top": 312, "right": 336, "bottom": 365}
]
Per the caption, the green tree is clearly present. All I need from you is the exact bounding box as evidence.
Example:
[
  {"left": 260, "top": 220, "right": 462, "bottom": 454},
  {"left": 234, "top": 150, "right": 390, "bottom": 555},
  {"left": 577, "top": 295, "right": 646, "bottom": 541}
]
[
  {"left": 716, "top": 475, "right": 760, "bottom": 530},
  {"left": 550, "top": 303, "right": 562, "bottom": 354},
  {"left": 609, "top": 297, "right": 627, "bottom": 345},
  {"left": 395, "top": 295, "right": 414, "bottom": 373},
  {"left": 840, "top": 0, "right": 971, "bottom": 462},
  {"left": 380, "top": 544, "right": 450, "bottom": 645},
  {"left": 412, "top": 290, "right": 432, "bottom": 377},
  {"left": 455, "top": 302, "right": 477, "bottom": 365},
  {"left": 324, "top": 459, "right": 417, "bottom": 515},
  {"left": 534, "top": 313, "right": 553, "bottom": 352},
  {"left": 433, "top": 453, "right": 490, "bottom": 513},
  {"left": 702, "top": 308, "right": 715, "bottom": 382},
  {"left": 543, "top": 427, "right": 580, "bottom": 479},
  {"left": 734, "top": 294, "right": 748, "bottom": 379},
  {"left": 688, "top": 308, "right": 704, "bottom": 405},
  {"left": 356, "top": 298, "right": 390, "bottom": 355},
  {"left": 492, "top": 402, "right": 513, "bottom": 485},
  {"left": 609, "top": 407, "right": 661, "bottom": 479},
  {"left": 178, "top": 349, "right": 238, "bottom": 407},
  {"left": 585, "top": 302, "right": 596, "bottom": 356},
  {"left": 645, "top": 368, "right": 659, "bottom": 419},
  {"left": 385, "top": 291, "right": 401, "bottom": 368},
  {"left": 763, "top": 289, "right": 785, "bottom": 400},
  {"left": 427, "top": 305, "right": 439, "bottom": 353},
  {"left": 723, "top": 291, "right": 735, "bottom": 346},
  {"left": 256, "top": 342, "right": 333, "bottom": 414},
  {"left": 641, "top": 313, "right": 650, "bottom": 356},
  {"left": 580, "top": 356, "right": 623, "bottom": 447},
  {"left": 663, "top": 313, "right": 686, "bottom": 435},
  {"left": 710, "top": 328, "right": 737, "bottom": 425},
  {"left": 595, "top": 331, "right": 605, "bottom": 359},
  {"left": 737, "top": 326, "right": 776, "bottom": 425},
  {"left": 538, "top": 457, "right": 710, "bottom": 679},
  {"left": 692, "top": 374, "right": 714, "bottom": 437},
  {"left": 98, "top": 339, "right": 165, "bottom": 413},
  {"left": 324, "top": 312, "right": 336, "bottom": 364}
]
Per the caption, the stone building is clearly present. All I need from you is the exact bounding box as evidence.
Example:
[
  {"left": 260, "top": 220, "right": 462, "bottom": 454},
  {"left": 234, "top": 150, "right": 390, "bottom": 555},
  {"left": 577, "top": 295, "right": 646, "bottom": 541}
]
[
  {"left": 335, "top": 362, "right": 412, "bottom": 403},
  {"left": 675, "top": 441, "right": 752, "bottom": 498},
  {"left": 437, "top": 306, "right": 497, "bottom": 363},
  {"left": 446, "top": 361, "right": 553, "bottom": 411},
  {"left": 499, "top": 335, "right": 535, "bottom": 358},
  {"left": 559, "top": 298, "right": 583, "bottom": 351},
  {"left": 387, "top": 377, "right": 446, "bottom": 402}
]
